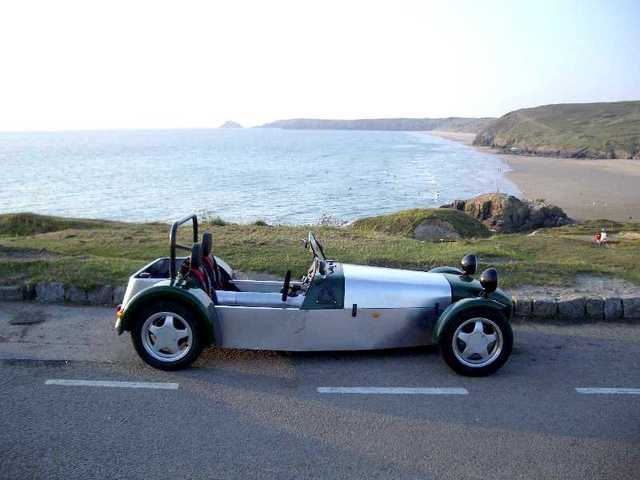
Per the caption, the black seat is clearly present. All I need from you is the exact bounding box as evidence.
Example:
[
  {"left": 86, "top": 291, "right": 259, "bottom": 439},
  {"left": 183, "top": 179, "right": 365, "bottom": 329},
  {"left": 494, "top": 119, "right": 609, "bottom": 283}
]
[
  {"left": 183, "top": 243, "right": 211, "bottom": 296},
  {"left": 202, "top": 231, "right": 237, "bottom": 291},
  {"left": 201, "top": 232, "right": 221, "bottom": 290}
]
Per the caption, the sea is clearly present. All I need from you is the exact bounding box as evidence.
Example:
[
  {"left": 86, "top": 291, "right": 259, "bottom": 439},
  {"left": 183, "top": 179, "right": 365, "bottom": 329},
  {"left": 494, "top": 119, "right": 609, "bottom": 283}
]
[{"left": 0, "top": 128, "right": 520, "bottom": 224}]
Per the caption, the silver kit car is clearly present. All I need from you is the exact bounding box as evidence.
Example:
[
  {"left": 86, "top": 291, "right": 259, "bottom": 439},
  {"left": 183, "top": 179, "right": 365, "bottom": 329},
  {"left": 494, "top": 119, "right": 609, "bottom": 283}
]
[{"left": 115, "top": 215, "right": 514, "bottom": 376}]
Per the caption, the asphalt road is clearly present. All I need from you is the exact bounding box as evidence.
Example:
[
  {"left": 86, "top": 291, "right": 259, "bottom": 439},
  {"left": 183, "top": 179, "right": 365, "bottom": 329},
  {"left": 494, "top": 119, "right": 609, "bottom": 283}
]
[{"left": 0, "top": 302, "right": 639, "bottom": 479}]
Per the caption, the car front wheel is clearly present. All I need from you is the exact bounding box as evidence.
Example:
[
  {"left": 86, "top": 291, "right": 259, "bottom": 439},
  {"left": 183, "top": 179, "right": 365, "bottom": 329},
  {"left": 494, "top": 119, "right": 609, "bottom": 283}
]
[
  {"left": 131, "top": 301, "right": 204, "bottom": 370},
  {"left": 439, "top": 309, "right": 513, "bottom": 376}
]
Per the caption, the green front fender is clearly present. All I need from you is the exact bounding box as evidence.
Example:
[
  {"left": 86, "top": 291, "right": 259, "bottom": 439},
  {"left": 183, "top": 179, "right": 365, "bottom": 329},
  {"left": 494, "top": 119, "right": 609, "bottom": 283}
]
[
  {"left": 118, "top": 285, "right": 215, "bottom": 345},
  {"left": 433, "top": 296, "right": 512, "bottom": 343}
]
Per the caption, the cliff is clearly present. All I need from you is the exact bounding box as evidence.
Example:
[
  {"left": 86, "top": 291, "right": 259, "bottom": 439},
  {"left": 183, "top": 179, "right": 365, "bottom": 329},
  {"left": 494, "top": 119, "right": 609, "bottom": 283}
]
[{"left": 473, "top": 101, "right": 640, "bottom": 159}]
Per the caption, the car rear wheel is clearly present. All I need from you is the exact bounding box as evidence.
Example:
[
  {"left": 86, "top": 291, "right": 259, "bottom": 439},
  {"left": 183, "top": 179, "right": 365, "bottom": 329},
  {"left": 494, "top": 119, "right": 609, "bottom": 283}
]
[
  {"left": 439, "top": 309, "right": 513, "bottom": 376},
  {"left": 131, "top": 301, "right": 204, "bottom": 370}
]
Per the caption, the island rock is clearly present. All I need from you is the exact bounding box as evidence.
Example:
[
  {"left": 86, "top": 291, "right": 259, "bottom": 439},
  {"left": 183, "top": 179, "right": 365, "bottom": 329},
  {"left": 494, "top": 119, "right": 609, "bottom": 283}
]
[{"left": 219, "top": 121, "right": 243, "bottom": 128}]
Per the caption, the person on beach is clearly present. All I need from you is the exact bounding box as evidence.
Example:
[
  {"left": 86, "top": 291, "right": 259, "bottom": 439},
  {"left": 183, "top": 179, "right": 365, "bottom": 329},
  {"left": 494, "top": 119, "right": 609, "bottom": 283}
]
[{"left": 594, "top": 228, "right": 608, "bottom": 246}]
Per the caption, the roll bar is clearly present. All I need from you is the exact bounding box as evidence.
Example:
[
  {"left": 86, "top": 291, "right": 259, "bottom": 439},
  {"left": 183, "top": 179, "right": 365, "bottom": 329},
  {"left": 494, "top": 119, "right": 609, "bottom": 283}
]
[{"left": 169, "top": 215, "right": 199, "bottom": 281}]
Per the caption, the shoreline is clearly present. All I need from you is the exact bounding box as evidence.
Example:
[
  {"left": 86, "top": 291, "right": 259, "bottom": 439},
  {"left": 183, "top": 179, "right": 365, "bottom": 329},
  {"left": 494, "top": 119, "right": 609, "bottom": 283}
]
[{"left": 426, "top": 131, "right": 640, "bottom": 222}]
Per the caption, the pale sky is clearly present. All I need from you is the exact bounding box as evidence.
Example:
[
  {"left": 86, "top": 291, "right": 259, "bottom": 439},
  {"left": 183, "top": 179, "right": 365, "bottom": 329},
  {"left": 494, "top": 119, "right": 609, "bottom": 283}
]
[{"left": 1, "top": 0, "right": 638, "bottom": 131}]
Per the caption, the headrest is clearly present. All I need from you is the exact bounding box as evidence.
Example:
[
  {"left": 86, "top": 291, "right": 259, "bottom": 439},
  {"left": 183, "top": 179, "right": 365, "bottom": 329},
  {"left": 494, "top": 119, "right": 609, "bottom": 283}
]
[
  {"left": 190, "top": 243, "right": 203, "bottom": 269},
  {"left": 202, "top": 232, "right": 212, "bottom": 257}
]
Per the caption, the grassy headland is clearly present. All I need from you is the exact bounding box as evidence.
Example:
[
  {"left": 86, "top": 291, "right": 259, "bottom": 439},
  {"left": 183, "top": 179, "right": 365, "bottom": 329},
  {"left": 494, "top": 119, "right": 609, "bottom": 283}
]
[
  {"left": 1, "top": 212, "right": 639, "bottom": 291},
  {"left": 351, "top": 208, "right": 491, "bottom": 238},
  {"left": 474, "top": 101, "right": 640, "bottom": 159}
]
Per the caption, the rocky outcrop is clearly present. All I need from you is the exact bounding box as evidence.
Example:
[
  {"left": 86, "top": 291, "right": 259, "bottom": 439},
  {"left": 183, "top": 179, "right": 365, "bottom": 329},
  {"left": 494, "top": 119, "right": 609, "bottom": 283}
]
[{"left": 441, "top": 193, "right": 572, "bottom": 233}]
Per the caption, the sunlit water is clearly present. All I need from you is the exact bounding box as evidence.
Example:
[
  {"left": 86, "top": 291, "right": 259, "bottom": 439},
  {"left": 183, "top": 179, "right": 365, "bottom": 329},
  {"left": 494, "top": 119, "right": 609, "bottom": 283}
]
[{"left": 0, "top": 129, "right": 520, "bottom": 224}]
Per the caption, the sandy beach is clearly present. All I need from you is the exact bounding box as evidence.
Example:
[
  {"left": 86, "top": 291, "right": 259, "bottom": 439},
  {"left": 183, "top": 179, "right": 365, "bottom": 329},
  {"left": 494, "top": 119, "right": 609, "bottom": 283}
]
[{"left": 427, "top": 131, "right": 640, "bottom": 221}]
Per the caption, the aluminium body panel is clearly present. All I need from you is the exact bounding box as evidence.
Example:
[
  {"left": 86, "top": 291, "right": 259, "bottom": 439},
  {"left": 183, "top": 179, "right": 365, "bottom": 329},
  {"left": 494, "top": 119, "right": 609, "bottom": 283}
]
[
  {"left": 122, "top": 277, "right": 163, "bottom": 306},
  {"left": 216, "top": 290, "right": 304, "bottom": 308},
  {"left": 343, "top": 264, "right": 452, "bottom": 309},
  {"left": 213, "top": 304, "right": 438, "bottom": 351}
]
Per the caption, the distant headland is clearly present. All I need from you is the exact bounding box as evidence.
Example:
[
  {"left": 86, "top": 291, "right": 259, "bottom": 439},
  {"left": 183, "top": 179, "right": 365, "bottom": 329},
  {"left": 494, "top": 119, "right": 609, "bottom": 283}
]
[
  {"left": 260, "top": 101, "right": 640, "bottom": 160},
  {"left": 219, "top": 120, "right": 243, "bottom": 128},
  {"left": 259, "top": 117, "right": 494, "bottom": 133}
]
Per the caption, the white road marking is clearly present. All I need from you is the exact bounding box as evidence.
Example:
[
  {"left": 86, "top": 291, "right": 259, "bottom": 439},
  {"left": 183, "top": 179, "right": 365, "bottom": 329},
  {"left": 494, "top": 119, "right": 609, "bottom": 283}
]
[
  {"left": 576, "top": 387, "right": 640, "bottom": 395},
  {"left": 45, "top": 379, "right": 179, "bottom": 390},
  {"left": 317, "top": 387, "right": 468, "bottom": 395}
]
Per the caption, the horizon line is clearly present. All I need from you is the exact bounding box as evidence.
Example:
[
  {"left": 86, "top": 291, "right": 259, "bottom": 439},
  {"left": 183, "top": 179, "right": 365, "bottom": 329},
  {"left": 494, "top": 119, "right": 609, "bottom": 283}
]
[{"left": 1, "top": 98, "right": 639, "bottom": 134}]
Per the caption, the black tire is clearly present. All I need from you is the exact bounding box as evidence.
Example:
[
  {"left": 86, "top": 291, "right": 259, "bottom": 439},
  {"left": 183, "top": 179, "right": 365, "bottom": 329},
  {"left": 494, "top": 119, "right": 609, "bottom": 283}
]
[
  {"left": 439, "top": 308, "right": 513, "bottom": 377},
  {"left": 130, "top": 300, "right": 205, "bottom": 371}
]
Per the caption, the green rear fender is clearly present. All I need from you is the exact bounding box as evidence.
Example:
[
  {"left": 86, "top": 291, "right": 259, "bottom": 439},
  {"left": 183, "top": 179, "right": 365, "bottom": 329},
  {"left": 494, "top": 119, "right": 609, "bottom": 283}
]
[
  {"left": 119, "top": 285, "right": 215, "bottom": 345},
  {"left": 433, "top": 296, "right": 512, "bottom": 343}
]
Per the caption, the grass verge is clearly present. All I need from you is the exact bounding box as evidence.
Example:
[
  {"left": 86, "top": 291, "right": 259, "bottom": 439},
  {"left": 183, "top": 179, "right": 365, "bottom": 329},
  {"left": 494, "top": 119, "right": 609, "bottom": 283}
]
[{"left": 0, "top": 212, "right": 639, "bottom": 290}]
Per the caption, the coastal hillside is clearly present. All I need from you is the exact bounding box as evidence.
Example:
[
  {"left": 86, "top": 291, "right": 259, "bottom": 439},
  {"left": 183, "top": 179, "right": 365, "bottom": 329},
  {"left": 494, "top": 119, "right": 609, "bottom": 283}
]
[
  {"left": 473, "top": 101, "right": 640, "bottom": 159},
  {"left": 260, "top": 117, "right": 495, "bottom": 133}
]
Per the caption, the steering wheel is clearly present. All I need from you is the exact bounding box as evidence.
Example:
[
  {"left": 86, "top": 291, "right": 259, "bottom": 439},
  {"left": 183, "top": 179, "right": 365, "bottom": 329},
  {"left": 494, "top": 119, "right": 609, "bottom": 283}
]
[{"left": 308, "top": 232, "right": 326, "bottom": 260}]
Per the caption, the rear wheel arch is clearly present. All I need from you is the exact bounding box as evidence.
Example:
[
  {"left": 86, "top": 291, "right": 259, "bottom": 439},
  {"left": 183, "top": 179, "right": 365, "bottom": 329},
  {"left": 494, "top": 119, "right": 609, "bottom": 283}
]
[
  {"left": 130, "top": 299, "right": 205, "bottom": 370},
  {"left": 121, "top": 287, "right": 215, "bottom": 345}
]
